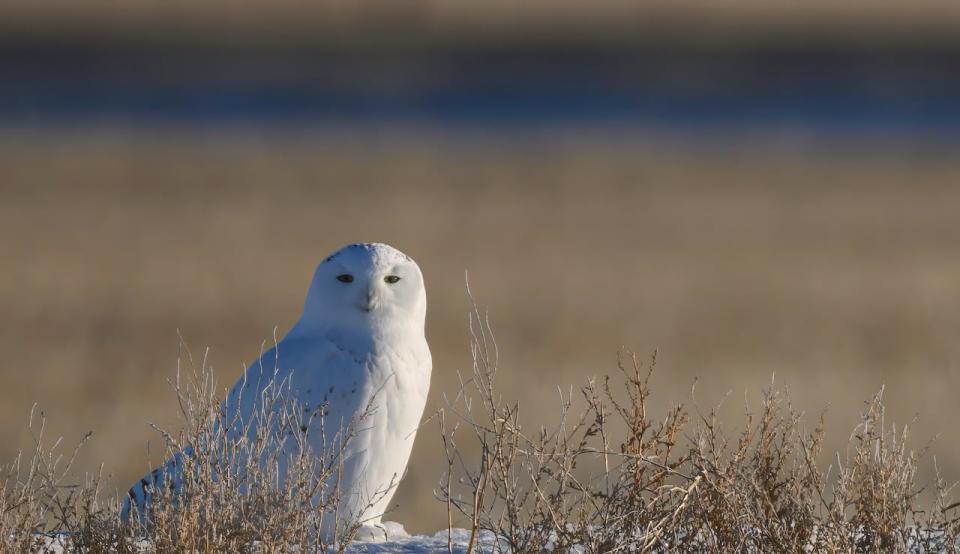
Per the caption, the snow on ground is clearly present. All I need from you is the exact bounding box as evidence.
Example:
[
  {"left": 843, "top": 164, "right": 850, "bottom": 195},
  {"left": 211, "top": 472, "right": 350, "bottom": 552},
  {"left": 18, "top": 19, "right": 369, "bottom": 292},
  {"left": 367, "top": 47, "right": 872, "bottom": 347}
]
[
  {"left": 30, "top": 525, "right": 957, "bottom": 552},
  {"left": 346, "top": 527, "right": 497, "bottom": 553},
  {"left": 31, "top": 525, "right": 497, "bottom": 553}
]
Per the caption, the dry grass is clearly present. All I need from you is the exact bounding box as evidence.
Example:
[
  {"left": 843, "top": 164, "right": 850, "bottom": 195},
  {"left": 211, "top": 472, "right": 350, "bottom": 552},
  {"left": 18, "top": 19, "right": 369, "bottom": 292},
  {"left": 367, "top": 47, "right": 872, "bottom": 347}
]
[
  {"left": 4, "top": 0, "right": 960, "bottom": 38},
  {"left": 1, "top": 340, "right": 383, "bottom": 553},
  {"left": 3, "top": 296, "right": 957, "bottom": 552},
  {"left": 120, "top": 339, "right": 389, "bottom": 552},
  {"left": 2, "top": 131, "right": 960, "bottom": 535},
  {"left": 437, "top": 300, "right": 960, "bottom": 552}
]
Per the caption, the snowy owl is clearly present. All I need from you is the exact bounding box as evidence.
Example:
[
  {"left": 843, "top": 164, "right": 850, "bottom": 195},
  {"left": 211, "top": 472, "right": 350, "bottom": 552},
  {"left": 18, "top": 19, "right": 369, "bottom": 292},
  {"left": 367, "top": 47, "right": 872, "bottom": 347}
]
[{"left": 122, "top": 243, "right": 432, "bottom": 539}]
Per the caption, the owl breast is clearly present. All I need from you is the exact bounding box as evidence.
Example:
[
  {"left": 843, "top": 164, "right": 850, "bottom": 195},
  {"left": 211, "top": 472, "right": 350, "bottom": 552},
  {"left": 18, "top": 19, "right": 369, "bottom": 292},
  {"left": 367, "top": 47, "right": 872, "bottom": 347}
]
[{"left": 290, "top": 335, "right": 431, "bottom": 528}]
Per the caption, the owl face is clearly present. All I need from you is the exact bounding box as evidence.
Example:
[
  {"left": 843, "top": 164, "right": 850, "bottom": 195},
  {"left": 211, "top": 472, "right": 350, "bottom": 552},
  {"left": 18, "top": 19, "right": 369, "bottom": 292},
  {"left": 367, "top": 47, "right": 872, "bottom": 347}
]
[{"left": 303, "top": 243, "right": 426, "bottom": 332}]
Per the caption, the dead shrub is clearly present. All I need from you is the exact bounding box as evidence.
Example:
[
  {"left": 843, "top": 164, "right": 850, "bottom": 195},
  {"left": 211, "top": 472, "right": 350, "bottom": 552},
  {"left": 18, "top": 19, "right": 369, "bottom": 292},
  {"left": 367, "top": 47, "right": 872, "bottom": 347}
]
[
  {"left": 2, "top": 308, "right": 958, "bottom": 552},
  {"left": 2, "top": 338, "right": 372, "bottom": 553},
  {"left": 437, "top": 300, "right": 960, "bottom": 553}
]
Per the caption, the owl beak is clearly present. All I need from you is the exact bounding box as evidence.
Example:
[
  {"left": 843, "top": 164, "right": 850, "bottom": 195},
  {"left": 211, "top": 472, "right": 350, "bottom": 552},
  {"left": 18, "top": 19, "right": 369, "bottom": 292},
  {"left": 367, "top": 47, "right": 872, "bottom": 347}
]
[{"left": 360, "top": 289, "right": 377, "bottom": 312}]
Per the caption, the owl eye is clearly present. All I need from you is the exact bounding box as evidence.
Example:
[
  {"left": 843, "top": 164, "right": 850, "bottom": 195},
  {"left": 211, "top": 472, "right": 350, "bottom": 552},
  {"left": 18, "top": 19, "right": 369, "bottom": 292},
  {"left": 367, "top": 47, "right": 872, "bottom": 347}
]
[
  {"left": 336, "top": 274, "right": 354, "bottom": 283},
  {"left": 384, "top": 275, "right": 401, "bottom": 284}
]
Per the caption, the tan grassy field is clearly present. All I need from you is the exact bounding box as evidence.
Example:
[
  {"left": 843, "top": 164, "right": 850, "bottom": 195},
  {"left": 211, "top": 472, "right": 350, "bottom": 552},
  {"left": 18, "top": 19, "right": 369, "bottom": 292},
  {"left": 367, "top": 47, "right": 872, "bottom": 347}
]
[
  {"left": 1, "top": 130, "right": 959, "bottom": 533},
  {"left": 4, "top": 1, "right": 960, "bottom": 35},
  {"left": 4, "top": 0, "right": 960, "bottom": 56}
]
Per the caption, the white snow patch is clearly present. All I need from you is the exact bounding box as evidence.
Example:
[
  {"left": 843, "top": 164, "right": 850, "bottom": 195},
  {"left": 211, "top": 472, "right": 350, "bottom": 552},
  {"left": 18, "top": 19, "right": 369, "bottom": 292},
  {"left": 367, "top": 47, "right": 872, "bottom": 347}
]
[
  {"left": 348, "top": 527, "right": 497, "bottom": 553},
  {"left": 30, "top": 526, "right": 497, "bottom": 553}
]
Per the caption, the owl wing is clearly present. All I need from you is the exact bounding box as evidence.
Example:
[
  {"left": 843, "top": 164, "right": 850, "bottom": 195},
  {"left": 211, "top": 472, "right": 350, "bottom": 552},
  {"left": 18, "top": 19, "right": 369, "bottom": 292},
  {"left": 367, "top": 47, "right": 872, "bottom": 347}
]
[{"left": 121, "top": 332, "right": 367, "bottom": 522}]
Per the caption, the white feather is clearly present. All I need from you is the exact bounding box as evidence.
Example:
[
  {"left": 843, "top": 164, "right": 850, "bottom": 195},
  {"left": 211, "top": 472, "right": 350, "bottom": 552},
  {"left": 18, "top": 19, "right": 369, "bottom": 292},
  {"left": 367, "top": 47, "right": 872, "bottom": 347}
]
[{"left": 122, "top": 243, "right": 432, "bottom": 538}]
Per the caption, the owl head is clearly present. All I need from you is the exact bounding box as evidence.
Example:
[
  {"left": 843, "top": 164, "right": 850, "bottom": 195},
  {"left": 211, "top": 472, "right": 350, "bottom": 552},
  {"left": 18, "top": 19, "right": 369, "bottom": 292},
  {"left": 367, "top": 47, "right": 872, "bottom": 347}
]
[{"left": 298, "top": 243, "right": 427, "bottom": 334}]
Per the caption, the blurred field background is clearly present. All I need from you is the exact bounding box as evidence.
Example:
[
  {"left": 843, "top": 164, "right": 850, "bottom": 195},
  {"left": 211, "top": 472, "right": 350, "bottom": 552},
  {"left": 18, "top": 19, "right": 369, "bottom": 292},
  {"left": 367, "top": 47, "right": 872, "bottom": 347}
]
[{"left": 2, "top": 2, "right": 960, "bottom": 535}]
